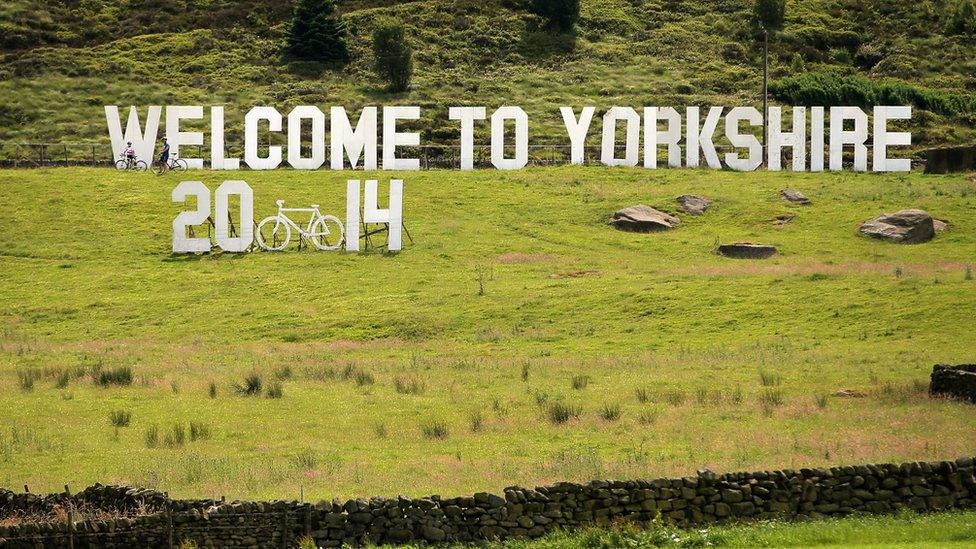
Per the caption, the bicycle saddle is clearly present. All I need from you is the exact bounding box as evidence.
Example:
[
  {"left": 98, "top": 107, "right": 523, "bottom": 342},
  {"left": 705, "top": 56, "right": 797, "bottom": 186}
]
[
  {"left": 276, "top": 200, "right": 285, "bottom": 207},
  {"left": 311, "top": 204, "right": 319, "bottom": 209}
]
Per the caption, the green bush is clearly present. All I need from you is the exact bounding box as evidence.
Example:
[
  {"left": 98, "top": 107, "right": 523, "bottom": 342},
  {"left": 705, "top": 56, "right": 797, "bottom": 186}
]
[
  {"left": 769, "top": 71, "right": 976, "bottom": 116},
  {"left": 948, "top": 0, "right": 976, "bottom": 35},
  {"left": 285, "top": 0, "right": 349, "bottom": 63},
  {"left": 531, "top": 0, "right": 581, "bottom": 32},
  {"left": 372, "top": 18, "right": 412, "bottom": 93}
]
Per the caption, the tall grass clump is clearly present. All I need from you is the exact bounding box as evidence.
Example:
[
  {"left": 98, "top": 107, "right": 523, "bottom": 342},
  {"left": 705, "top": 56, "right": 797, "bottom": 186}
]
[
  {"left": 665, "top": 390, "right": 686, "bottom": 406},
  {"left": 144, "top": 424, "right": 159, "bottom": 448},
  {"left": 208, "top": 381, "right": 217, "bottom": 399},
  {"left": 759, "top": 369, "right": 782, "bottom": 387},
  {"left": 163, "top": 423, "right": 186, "bottom": 448},
  {"left": 265, "top": 381, "right": 284, "bottom": 399},
  {"left": 94, "top": 366, "right": 133, "bottom": 387},
  {"left": 189, "top": 421, "right": 211, "bottom": 441},
  {"left": 599, "top": 403, "right": 622, "bottom": 421},
  {"left": 420, "top": 420, "right": 449, "bottom": 440},
  {"left": 234, "top": 372, "right": 263, "bottom": 396},
  {"left": 469, "top": 411, "right": 484, "bottom": 432},
  {"left": 635, "top": 387, "right": 650, "bottom": 403},
  {"left": 109, "top": 410, "right": 131, "bottom": 428},
  {"left": 547, "top": 401, "right": 582, "bottom": 424},
  {"left": 393, "top": 374, "right": 425, "bottom": 395},
  {"left": 571, "top": 374, "right": 589, "bottom": 390},
  {"left": 16, "top": 368, "right": 39, "bottom": 392}
]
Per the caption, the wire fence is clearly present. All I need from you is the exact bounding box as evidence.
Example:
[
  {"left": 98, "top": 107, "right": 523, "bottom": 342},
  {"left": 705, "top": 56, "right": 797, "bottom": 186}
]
[{"left": 0, "top": 142, "right": 812, "bottom": 170}]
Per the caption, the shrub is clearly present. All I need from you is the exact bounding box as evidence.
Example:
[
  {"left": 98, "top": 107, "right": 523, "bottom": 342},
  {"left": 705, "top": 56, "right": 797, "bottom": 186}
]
[
  {"left": 94, "top": 366, "right": 133, "bottom": 387},
  {"left": 571, "top": 374, "right": 589, "bottom": 390},
  {"left": 285, "top": 0, "right": 349, "bottom": 63},
  {"left": 265, "top": 381, "right": 284, "bottom": 399},
  {"left": 531, "top": 0, "right": 581, "bottom": 32},
  {"left": 235, "top": 372, "right": 263, "bottom": 396},
  {"left": 769, "top": 72, "right": 976, "bottom": 116},
  {"left": 109, "top": 410, "right": 131, "bottom": 428},
  {"left": 189, "top": 422, "right": 211, "bottom": 441},
  {"left": 420, "top": 420, "right": 449, "bottom": 439},
  {"left": 948, "top": 0, "right": 976, "bottom": 35},
  {"left": 546, "top": 401, "right": 581, "bottom": 424},
  {"left": 753, "top": 0, "right": 786, "bottom": 32},
  {"left": 372, "top": 18, "right": 412, "bottom": 92},
  {"left": 599, "top": 403, "right": 621, "bottom": 421}
]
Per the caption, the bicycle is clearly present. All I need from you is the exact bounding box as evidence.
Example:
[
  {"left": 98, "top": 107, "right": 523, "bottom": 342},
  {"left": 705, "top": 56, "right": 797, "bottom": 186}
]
[
  {"left": 115, "top": 153, "right": 147, "bottom": 171},
  {"left": 154, "top": 154, "right": 189, "bottom": 175},
  {"left": 255, "top": 200, "right": 345, "bottom": 251}
]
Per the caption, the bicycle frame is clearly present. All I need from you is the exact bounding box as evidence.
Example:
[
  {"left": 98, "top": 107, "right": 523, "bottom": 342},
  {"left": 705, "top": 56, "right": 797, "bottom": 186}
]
[{"left": 274, "top": 207, "right": 324, "bottom": 237}]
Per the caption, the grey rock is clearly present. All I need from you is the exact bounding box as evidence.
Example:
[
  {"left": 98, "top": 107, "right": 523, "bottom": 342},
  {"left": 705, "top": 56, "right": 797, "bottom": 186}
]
[
  {"left": 609, "top": 205, "right": 680, "bottom": 232},
  {"left": 780, "top": 189, "right": 811, "bottom": 205},
  {"left": 676, "top": 195, "right": 711, "bottom": 215},
  {"left": 858, "top": 209, "right": 936, "bottom": 244}
]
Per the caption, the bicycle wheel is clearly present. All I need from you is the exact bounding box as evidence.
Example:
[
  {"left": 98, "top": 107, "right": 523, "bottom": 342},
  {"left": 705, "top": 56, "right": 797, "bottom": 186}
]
[
  {"left": 135, "top": 160, "right": 148, "bottom": 172},
  {"left": 256, "top": 217, "right": 291, "bottom": 251},
  {"left": 115, "top": 159, "right": 129, "bottom": 171},
  {"left": 173, "top": 159, "right": 188, "bottom": 171},
  {"left": 309, "top": 215, "right": 345, "bottom": 251}
]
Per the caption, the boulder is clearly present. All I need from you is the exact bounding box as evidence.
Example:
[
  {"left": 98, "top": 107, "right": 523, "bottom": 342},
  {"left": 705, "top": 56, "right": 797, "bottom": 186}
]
[
  {"left": 858, "top": 209, "right": 936, "bottom": 244},
  {"left": 609, "top": 205, "right": 680, "bottom": 233},
  {"left": 717, "top": 243, "right": 777, "bottom": 259},
  {"left": 676, "top": 195, "right": 711, "bottom": 215},
  {"left": 780, "top": 189, "right": 811, "bottom": 205},
  {"left": 930, "top": 365, "right": 976, "bottom": 403}
]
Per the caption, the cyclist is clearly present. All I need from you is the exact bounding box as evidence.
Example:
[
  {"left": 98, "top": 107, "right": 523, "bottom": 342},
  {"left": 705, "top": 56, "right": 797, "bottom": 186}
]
[
  {"left": 123, "top": 142, "right": 136, "bottom": 168},
  {"left": 158, "top": 137, "right": 171, "bottom": 174}
]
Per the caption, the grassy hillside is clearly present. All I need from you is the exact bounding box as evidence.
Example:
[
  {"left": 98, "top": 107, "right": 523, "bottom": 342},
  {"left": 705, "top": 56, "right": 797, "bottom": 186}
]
[
  {"left": 1, "top": 0, "right": 975, "bottom": 151},
  {"left": 0, "top": 166, "right": 974, "bottom": 500}
]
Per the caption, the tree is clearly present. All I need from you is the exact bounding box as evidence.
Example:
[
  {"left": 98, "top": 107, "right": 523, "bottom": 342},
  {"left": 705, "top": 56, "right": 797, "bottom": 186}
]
[
  {"left": 372, "top": 18, "right": 413, "bottom": 92},
  {"left": 948, "top": 0, "right": 976, "bottom": 35},
  {"left": 531, "top": 0, "right": 581, "bottom": 32},
  {"left": 753, "top": 0, "right": 786, "bottom": 32},
  {"left": 285, "top": 0, "right": 349, "bottom": 63}
]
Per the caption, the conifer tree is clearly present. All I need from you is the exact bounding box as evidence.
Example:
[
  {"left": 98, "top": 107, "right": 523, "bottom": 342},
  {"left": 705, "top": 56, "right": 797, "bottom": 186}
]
[{"left": 285, "top": 0, "right": 349, "bottom": 63}]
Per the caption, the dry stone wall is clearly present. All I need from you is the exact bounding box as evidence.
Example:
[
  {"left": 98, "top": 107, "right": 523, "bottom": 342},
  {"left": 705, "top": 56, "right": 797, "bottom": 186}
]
[
  {"left": 931, "top": 364, "right": 976, "bottom": 402},
  {"left": 2, "top": 456, "right": 975, "bottom": 548}
]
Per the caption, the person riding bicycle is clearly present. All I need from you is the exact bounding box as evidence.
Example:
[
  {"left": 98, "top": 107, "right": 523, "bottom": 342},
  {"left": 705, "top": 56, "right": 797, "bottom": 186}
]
[
  {"left": 158, "top": 137, "right": 171, "bottom": 174},
  {"left": 123, "top": 142, "right": 136, "bottom": 168}
]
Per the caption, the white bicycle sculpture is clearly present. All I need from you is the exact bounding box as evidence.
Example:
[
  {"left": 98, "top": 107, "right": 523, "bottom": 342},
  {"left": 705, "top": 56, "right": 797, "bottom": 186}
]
[{"left": 255, "top": 201, "right": 345, "bottom": 251}]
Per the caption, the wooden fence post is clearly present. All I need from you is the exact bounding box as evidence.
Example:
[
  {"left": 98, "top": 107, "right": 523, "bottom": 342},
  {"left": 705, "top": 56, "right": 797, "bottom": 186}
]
[
  {"left": 67, "top": 510, "right": 74, "bottom": 549},
  {"left": 167, "top": 509, "right": 174, "bottom": 549}
]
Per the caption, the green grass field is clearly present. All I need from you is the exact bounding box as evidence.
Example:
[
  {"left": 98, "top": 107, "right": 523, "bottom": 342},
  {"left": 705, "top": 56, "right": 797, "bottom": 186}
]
[
  {"left": 0, "top": 166, "right": 974, "bottom": 505},
  {"left": 373, "top": 510, "right": 976, "bottom": 548}
]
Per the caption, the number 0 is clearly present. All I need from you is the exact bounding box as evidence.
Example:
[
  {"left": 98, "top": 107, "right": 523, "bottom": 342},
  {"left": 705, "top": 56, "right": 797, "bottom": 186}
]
[{"left": 214, "top": 181, "right": 254, "bottom": 253}]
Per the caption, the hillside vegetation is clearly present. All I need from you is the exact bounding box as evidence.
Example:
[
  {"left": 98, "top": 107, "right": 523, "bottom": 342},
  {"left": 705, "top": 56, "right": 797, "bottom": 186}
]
[
  {"left": 0, "top": 166, "right": 974, "bottom": 499},
  {"left": 1, "top": 0, "right": 975, "bottom": 150}
]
